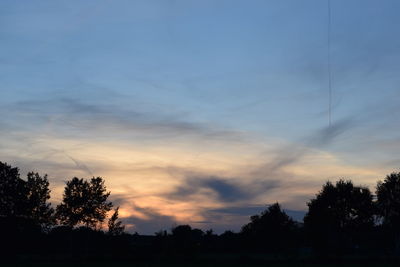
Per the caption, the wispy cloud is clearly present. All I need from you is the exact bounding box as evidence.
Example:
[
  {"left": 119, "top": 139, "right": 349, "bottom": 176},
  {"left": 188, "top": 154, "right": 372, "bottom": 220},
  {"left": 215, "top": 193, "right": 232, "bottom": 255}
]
[
  {"left": 5, "top": 97, "right": 245, "bottom": 142},
  {"left": 253, "top": 118, "right": 355, "bottom": 176}
]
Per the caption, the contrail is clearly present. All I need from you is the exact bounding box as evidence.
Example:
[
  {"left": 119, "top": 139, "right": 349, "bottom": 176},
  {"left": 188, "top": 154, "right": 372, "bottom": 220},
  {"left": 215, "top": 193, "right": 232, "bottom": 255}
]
[
  {"left": 328, "top": 0, "right": 332, "bottom": 127},
  {"left": 65, "top": 154, "right": 94, "bottom": 176}
]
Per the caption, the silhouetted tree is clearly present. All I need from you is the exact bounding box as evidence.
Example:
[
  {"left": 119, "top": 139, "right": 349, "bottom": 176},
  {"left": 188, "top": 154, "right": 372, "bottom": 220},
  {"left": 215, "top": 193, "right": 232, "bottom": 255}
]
[
  {"left": 0, "top": 163, "right": 55, "bottom": 258},
  {"left": 171, "top": 225, "right": 204, "bottom": 253},
  {"left": 241, "top": 203, "right": 298, "bottom": 252},
  {"left": 205, "top": 229, "right": 214, "bottom": 236},
  {"left": 24, "top": 172, "right": 54, "bottom": 228},
  {"left": 304, "top": 180, "right": 375, "bottom": 252},
  {"left": 376, "top": 172, "right": 400, "bottom": 252},
  {"left": 0, "top": 162, "right": 26, "bottom": 217},
  {"left": 56, "top": 177, "right": 113, "bottom": 228},
  {"left": 376, "top": 172, "right": 400, "bottom": 227},
  {"left": 203, "top": 229, "right": 218, "bottom": 251},
  {"left": 0, "top": 163, "right": 53, "bottom": 226},
  {"left": 108, "top": 207, "right": 125, "bottom": 235}
]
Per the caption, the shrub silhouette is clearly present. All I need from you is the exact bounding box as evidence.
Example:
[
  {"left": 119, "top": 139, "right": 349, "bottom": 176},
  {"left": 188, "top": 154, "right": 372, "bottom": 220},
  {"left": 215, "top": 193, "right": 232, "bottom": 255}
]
[{"left": 108, "top": 206, "right": 125, "bottom": 236}]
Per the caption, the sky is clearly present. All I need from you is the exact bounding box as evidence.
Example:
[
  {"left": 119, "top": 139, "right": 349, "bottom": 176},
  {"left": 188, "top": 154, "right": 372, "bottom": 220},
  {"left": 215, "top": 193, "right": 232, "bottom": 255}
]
[{"left": 1, "top": 0, "right": 400, "bottom": 234}]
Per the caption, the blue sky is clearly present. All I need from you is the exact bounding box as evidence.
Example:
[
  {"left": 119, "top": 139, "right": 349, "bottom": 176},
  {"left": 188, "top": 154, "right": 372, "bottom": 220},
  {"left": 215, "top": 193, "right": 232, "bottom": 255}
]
[{"left": 1, "top": 0, "right": 400, "bottom": 233}]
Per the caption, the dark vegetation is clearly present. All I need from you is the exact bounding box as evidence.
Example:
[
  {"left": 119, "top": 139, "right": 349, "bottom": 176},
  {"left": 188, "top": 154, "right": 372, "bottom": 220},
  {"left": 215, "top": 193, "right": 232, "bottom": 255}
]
[{"left": 1, "top": 161, "right": 400, "bottom": 265}]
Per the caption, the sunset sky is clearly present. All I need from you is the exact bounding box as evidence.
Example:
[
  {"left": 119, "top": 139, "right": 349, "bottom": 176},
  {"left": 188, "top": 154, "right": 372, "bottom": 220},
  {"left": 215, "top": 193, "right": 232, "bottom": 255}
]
[{"left": 1, "top": 0, "right": 400, "bottom": 233}]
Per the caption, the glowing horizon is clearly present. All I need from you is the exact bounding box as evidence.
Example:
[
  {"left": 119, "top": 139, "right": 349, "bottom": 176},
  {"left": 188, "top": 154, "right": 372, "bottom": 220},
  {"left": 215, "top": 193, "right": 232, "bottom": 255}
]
[{"left": 1, "top": 0, "right": 400, "bottom": 233}]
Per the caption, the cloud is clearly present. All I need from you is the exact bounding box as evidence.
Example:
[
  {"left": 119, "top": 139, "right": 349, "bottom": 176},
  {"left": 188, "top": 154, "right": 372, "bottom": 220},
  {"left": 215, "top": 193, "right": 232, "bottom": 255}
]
[
  {"left": 6, "top": 97, "right": 245, "bottom": 143},
  {"left": 307, "top": 118, "right": 354, "bottom": 148},
  {"left": 253, "top": 118, "right": 355, "bottom": 176},
  {"left": 0, "top": 94, "right": 386, "bottom": 235},
  {"left": 166, "top": 175, "right": 281, "bottom": 203},
  {"left": 120, "top": 203, "right": 177, "bottom": 234},
  {"left": 167, "top": 176, "right": 247, "bottom": 202}
]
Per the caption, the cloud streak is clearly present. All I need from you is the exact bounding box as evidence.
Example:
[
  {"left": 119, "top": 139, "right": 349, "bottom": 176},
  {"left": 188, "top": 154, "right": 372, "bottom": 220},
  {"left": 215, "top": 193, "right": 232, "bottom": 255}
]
[
  {"left": 65, "top": 154, "right": 93, "bottom": 176},
  {"left": 253, "top": 118, "right": 355, "bottom": 176},
  {"left": 6, "top": 97, "right": 246, "bottom": 143}
]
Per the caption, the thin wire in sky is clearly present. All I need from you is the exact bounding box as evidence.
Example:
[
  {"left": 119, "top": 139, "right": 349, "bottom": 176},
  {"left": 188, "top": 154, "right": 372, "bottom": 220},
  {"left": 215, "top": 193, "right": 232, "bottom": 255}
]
[{"left": 328, "top": 0, "right": 332, "bottom": 127}]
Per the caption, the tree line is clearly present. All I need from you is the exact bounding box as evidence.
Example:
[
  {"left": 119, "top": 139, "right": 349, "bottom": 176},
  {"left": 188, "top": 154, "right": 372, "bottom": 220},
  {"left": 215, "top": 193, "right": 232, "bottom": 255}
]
[
  {"left": 0, "top": 162, "right": 124, "bottom": 234},
  {"left": 1, "top": 160, "right": 400, "bottom": 262}
]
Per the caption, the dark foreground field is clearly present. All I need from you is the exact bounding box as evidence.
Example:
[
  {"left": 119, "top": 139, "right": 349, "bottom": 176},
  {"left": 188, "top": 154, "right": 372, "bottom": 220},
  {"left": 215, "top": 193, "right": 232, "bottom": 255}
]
[
  {"left": 2, "top": 254, "right": 400, "bottom": 267},
  {"left": 2, "top": 251, "right": 400, "bottom": 267},
  {"left": 0, "top": 263, "right": 399, "bottom": 267}
]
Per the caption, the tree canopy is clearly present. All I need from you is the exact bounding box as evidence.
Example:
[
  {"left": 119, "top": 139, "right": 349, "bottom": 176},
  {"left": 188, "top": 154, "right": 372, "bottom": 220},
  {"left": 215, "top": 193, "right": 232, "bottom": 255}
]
[
  {"left": 0, "top": 162, "right": 53, "bottom": 226},
  {"left": 0, "top": 162, "right": 25, "bottom": 217},
  {"left": 56, "top": 177, "right": 113, "bottom": 228},
  {"left": 241, "top": 203, "right": 295, "bottom": 234},
  {"left": 241, "top": 203, "right": 298, "bottom": 251},
  {"left": 304, "top": 179, "right": 375, "bottom": 251},
  {"left": 24, "top": 172, "right": 54, "bottom": 227},
  {"left": 376, "top": 172, "right": 400, "bottom": 228}
]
